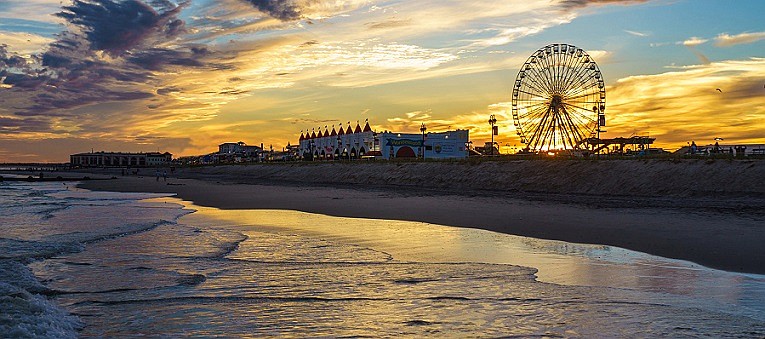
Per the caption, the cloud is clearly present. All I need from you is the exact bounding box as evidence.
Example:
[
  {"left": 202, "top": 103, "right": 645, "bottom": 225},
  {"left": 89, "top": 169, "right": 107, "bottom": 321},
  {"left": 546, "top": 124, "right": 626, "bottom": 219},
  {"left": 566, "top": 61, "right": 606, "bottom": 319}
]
[
  {"left": 557, "top": 0, "right": 651, "bottom": 10},
  {"left": 0, "top": 0, "right": 65, "bottom": 23},
  {"left": 239, "top": 0, "right": 301, "bottom": 21},
  {"left": 624, "top": 29, "right": 648, "bottom": 37},
  {"left": 681, "top": 37, "right": 708, "bottom": 46},
  {"left": 715, "top": 31, "right": 765, "bottom": 47},
  {"left": 239, "top": 0, "right": 370, "bottom": 21},
  {"left": 606, "top": 58, "right": 765, "bottom": 147},
  {"left": 56, "top": 0, "right": 187, "bottom": 56},
  {"left": 677, "top": 37, "right": 710, "bottom": 64},
  {"left": 0, "top": 31, "right": 55, "bottom": 56}
]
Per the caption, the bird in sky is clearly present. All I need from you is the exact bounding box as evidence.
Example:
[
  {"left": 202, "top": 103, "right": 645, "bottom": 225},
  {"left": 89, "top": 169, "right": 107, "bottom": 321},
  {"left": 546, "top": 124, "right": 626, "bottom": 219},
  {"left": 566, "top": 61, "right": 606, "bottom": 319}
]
[{"left": 716, "top": 88, "right": 723, "bottom": 93}]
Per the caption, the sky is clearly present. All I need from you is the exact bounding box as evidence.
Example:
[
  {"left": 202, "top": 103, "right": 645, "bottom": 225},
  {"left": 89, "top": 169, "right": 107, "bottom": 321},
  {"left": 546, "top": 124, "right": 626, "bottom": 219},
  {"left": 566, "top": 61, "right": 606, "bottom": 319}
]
[{"left": 1, "top": 0, "right": 764, "bottom": 161}]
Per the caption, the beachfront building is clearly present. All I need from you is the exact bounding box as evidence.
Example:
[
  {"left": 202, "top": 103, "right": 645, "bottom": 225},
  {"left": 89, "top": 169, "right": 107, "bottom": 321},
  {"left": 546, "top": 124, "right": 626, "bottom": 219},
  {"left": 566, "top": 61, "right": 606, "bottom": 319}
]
[
  {"left": 219, "top": 141, "right": 262, "bottom": 157},
  {"left": 690, "top": 143, "right": 765, "bottom": 157},
  {"left": 297, "top": 120, "right": 469, "bottom": 160},
  {"left": 70, "top": 151, "right": 172, "bottom": 167},
  {"left": 217, "top": 141, "right": 263, "bottom": 162}
]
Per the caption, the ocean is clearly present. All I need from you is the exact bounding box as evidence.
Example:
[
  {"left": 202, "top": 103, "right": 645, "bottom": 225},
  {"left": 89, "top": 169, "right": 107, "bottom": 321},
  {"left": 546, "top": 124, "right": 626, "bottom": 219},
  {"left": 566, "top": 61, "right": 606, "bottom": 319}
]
[{"left": 1, "top": 180, "right": 764, "bottom": 337}]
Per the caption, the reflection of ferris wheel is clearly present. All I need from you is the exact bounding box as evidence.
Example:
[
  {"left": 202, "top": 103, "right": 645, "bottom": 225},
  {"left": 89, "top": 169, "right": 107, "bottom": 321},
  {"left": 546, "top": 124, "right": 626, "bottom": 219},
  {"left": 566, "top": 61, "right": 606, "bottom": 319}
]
[{"left": 512, "top": 43, "right": 606, "bottom": 152}]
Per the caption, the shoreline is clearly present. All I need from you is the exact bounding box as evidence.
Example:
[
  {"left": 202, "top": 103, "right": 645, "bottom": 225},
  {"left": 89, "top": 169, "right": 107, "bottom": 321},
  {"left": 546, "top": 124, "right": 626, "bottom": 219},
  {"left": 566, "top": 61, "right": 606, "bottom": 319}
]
[{"left": 71, "top": 167, "right": 765, "bottom": 275}]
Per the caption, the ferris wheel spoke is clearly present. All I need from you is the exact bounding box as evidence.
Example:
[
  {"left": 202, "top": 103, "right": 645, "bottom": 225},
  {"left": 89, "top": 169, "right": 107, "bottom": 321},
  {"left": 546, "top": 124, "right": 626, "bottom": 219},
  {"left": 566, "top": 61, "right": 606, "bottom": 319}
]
[
  {"left": 564, "top": 81, "right": 600, "bottom": 100},
  {"left": 537, "top": 53, "right": 558, "bottom": 94},
  {"left": 561, "top": 52, "right": 586, "bottom": 92},
  {"left": 557, "top": 50, "right": 580, "bottom": 94},
  {"left": 520, "top": 105, "right": 550, "bottom": 123},
  {"left": 528, "top": 106, "right": 553, "bottom": 150},
  {"left": 563, "top": 67, "right": 599, "bottom": 95},
  {"left": 560, "top": 106, "right": 588, "bottom": 143},
  {"left": 516, "top": 89, "right": 549, "bottom": 101},
  {"left": 562, "top": 64, "right": 595, "bottom": 94},
  {"left": 562, "top": 69, "right": 595, "bottom": 97},
  {"left": 559, "top": 114, "right": 579, "bottom": 149},
  {"left": 563, "top": 91, "right": 598, "bottom": 101},
  {"left": 562, "top": 104, "right": 598, "bottom": 129},
  {"left": 524, "top": 67, "right": 555, "bottom": 95},
  {"left": 516, "top": 101, "right": 550, "bottom": 113},
  {"left": 520, "top": 82, "right": 549, "bottom": 98},
  {"left": 523, "top": 63, "right": 554, "bottom": 94}
]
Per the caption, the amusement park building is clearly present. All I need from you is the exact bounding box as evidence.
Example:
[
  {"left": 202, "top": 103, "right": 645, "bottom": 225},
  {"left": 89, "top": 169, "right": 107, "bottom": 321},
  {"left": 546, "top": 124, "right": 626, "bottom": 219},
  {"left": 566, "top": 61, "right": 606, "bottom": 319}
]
[
  {"left": 70, "top": 151, "right": 172, "bottom": 167},
  {"left": 298, "top": 121, "right": 469, "bottom": 160}
]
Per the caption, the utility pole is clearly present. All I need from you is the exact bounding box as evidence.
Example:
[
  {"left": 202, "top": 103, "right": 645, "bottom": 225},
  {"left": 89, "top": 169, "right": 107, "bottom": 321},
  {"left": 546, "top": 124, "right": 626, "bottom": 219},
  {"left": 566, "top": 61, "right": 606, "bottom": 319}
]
[{"left": 420, "top": 122, "right": 427, "bottom": 160}]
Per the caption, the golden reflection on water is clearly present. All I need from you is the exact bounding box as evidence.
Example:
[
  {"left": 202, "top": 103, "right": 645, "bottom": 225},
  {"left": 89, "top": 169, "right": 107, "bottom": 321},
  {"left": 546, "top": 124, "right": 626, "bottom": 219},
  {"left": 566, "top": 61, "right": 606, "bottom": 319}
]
[{"left": 149, "top": 196, "right": 760, "bottom": 306}]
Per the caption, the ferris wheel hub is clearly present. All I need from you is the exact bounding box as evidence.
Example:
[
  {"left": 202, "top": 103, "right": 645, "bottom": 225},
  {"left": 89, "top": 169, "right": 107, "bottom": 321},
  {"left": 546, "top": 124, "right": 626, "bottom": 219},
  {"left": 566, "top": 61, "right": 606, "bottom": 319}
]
[{"left": 551, "top": 94, "right": 563, "bottom": 108}]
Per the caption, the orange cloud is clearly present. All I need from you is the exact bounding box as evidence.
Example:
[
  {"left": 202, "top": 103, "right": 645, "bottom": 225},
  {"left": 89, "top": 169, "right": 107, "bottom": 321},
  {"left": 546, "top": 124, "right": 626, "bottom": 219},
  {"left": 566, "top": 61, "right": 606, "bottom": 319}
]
[{"left": 605, "top": 58, "right": 765, "bottom": 148}]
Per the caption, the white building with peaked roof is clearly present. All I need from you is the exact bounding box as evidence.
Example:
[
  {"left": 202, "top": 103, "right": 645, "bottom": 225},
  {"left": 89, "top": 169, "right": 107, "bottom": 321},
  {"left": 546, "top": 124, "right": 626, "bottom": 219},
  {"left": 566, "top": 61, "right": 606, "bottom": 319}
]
[{"left": 297, "top": 120, "right": 468, "bottom": 160}]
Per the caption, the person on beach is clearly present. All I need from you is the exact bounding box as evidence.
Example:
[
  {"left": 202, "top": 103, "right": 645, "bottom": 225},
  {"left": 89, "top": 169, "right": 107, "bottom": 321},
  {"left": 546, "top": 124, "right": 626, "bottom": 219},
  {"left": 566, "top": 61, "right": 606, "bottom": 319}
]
[
  {"left": 156, "top": 169, "right": 160, "bottom": 182},
  {"left": 163, "top": 170, "right": 167, "bottom": 182}
]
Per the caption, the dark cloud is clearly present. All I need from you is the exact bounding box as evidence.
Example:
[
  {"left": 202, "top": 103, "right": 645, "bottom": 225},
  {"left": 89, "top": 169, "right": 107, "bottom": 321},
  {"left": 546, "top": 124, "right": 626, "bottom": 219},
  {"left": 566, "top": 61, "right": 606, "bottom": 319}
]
[
  {"left": 56, "top": 0, "right": 187, "bottom": 56},
  {"left": 300, "top": 40, "right": 319, "bottom": 47},
  {"left": 1, "top": 73, "right": 48, "bottom": 89},
  {"left": 0, "top": 0, "right": 213, "bottom": 119},
  {"left": 558, "top": 0, "right": 651, "bottom": 10},
  {"left": 0, "top": 116, "right": 50, "bottom": 133},
  {"left": 128, "top": 48, "right": 204, "bottom": 71},
  {"left": 0, "top": 45, "right": 26, "bottom": 68},
  {"left": 156, "top": 86, "right": 181, "bottom": 95},
  {"left": 240, "top": 0, "right": 302, "bottom": 21},
  {"left": 366, "top": 19, "right": 412, "bottom": 30}
]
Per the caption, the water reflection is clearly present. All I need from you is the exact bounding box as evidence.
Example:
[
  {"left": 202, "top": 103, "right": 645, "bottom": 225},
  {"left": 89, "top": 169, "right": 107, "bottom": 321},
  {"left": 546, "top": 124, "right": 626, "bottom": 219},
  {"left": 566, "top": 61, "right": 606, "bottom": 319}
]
[
  {"left": 26, "top": 194, "right": 765, "bottom": 337},
  {"left": 172, "top": 199, "right": 765, "bottom": 316}
]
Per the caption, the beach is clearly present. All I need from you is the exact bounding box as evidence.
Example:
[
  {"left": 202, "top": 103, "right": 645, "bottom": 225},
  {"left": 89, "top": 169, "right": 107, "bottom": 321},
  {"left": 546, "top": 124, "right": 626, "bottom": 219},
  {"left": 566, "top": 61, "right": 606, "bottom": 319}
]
[
  {"left": 75, "top": 159, "right": 765, "bottom": 275},
  {"left": 3, "top": 161, "right": 765, "bottom": 336}
]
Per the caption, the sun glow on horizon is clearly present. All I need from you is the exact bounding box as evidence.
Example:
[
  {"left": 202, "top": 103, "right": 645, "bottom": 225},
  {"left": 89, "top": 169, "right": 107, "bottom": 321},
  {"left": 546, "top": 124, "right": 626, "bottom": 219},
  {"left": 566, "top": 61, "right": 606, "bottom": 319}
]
[{"left": 1, "top": 0, "right": 765, "bottom": 161}]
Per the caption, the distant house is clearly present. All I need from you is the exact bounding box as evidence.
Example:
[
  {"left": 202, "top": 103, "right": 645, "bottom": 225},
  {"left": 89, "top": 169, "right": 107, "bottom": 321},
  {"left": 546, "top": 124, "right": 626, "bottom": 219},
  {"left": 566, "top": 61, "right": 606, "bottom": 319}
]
[
  {"left": 217, "top": 141, "right": 263, "bottom": 163},
  {"left": 70, "top": 151, "right": 172, "bottom": 167}
]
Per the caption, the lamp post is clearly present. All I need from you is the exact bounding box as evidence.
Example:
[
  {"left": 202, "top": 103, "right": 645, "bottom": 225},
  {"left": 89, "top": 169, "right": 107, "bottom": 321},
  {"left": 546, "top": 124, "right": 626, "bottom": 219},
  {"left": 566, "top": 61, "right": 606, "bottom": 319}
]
[
  {"left": 488, "top": 114, "right": 497, "bottom": 156},
  {"left": 420, "top": 123, "right": 427, "bottom": 160},
  {"left": 593, "top": 104, "right": 605, "bottom": 158}
]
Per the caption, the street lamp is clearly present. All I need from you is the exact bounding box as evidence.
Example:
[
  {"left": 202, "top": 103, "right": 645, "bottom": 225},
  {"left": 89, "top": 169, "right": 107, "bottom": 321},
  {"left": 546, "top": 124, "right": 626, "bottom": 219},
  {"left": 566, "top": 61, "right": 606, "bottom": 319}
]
[
  {"left": 420, "top": 123, "right": 427, "bottom": 160},
  {"left": 488, "top": 115, "right": 497, "bottom": 156},
  {"left": 593, "top": 106, "right": 600, "bottom": 157}
]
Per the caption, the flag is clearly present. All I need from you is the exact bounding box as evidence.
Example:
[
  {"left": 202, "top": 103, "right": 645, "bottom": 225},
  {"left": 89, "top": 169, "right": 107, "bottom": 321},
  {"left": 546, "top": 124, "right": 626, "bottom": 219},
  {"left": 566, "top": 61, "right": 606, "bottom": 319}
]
[
  {"left": 599, "top": 115, "right": 606, "bottom": 127},
  {"left": 492, "top": 126, "right": 499, "bottom": 135}
]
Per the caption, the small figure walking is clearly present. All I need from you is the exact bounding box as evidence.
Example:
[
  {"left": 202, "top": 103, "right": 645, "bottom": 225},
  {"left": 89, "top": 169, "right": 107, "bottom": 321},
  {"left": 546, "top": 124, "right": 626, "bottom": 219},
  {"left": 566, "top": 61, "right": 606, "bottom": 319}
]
[
  {"left": 155, "top": 169, "right": 160, "bottom": 182},
  {"left": 162, "top": 170, "right": 167, "bottom": 182}
]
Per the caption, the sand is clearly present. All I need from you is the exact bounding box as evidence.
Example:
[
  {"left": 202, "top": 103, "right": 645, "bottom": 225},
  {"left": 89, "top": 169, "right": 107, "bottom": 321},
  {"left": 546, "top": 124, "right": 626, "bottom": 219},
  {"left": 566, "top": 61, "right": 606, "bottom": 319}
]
[{"left": 70, "top": 159, "right": 765, "bottom": 275}]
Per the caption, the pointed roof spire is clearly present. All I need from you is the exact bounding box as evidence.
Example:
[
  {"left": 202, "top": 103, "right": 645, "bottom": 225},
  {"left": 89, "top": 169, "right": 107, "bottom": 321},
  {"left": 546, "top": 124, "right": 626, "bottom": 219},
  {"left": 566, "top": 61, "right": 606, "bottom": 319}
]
[
  {"left": 330, "top": 125, "right": 337, "bottom": 136},
  {"left": 338, "top": 123, "right": 345, "bottom": 136},
  {"left": 324, "top": 125, "right": 329, "bottom": 138},
  {"left": 345, "top": 122, "right": 353, "bottom": 134},
  {"left": 311, "top": 128, "right": 316, "bottom": 139},
  {"left": 299, "top": 130, "right": 304, "bottom": 141},
  {"left": 354, "top": 120, "right": 362, "bottom": 133},
  {"left": 362, "top": 119, "right": 371, "bottom": 132}
]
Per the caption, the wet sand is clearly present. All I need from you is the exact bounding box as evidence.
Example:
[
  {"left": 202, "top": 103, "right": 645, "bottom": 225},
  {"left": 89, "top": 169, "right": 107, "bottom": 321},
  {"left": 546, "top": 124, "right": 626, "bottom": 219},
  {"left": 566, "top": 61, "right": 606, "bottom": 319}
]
[{"left": 77, "top": 174, "right": 765, "bottom": 275}]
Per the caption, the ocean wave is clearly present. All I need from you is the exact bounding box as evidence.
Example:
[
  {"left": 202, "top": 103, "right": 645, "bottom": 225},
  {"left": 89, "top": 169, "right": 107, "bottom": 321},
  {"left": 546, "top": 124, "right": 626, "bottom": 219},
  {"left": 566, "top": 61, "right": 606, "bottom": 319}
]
[{"left": 0, "top": 261, "right": 82, "bottom": 338}]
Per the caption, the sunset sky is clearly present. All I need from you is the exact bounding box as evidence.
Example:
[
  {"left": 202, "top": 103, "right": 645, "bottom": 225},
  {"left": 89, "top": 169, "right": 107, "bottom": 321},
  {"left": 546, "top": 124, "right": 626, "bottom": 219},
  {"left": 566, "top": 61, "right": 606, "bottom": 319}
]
[{"left": 1, "top": 0, "right": 764, "bottom": 161}]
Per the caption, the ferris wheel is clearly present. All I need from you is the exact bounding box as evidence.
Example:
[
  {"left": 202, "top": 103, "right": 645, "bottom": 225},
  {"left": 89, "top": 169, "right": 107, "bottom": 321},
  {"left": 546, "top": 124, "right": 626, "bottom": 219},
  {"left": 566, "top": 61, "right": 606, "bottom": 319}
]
[{"left": 511, "top": 43, "right": 606, "bottom": 152}]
